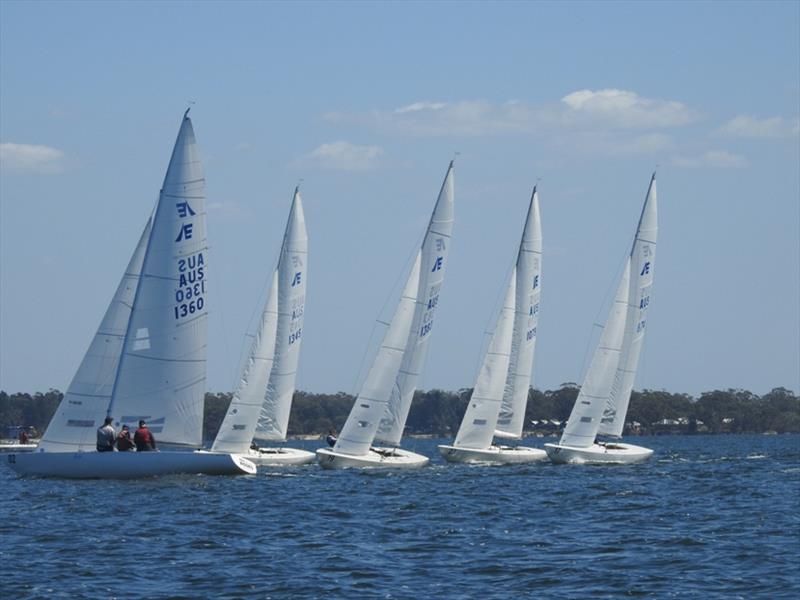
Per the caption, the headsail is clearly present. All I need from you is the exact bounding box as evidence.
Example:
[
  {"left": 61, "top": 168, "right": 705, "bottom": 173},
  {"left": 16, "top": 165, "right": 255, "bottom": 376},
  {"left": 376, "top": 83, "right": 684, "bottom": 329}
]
[
  {"left": 38, "top": 219, "right": 152, "bottom": 452},
  {"left": 599, "top": 175, "right": 658, "bottom": 437},
  {"left": 334, "top": 254, "right": 421, "bottom": 456},
  {"left": 211, "top": 270, "right": 278, "bottom": 453},
  {"left": 453, "top": 270, "right": 516, "bottom": 449},
  {"left": 496, "top": 187, "right": 542, "bottom": 439},
  {"left": 256, "top": 188, "right": 308, "bottom": 441},
  {"left": 107, "top": 112, "right": 209, "bottom": 447},
  {"left": 559, "top": 259, "right": 630, "bottom": 448},
  {"left": 375, "top": 162, "right": 455, "bottom": 445}
]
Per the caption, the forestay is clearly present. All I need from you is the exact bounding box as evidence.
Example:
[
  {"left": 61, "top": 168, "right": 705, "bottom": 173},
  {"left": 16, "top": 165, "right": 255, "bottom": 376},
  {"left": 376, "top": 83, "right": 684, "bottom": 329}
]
[
  {"left": 376, "top": 162, "right": 455, "bottom": 446},
  {"left": 256, "top": 189, "right": 308, "bottom": 441},
  {"left": 454, "top": 270, "right": 516, "bottom": 449},
  {"left": 107, "top": 112, "right": 208, "bottom": 448},
  {"left": 496, "top": 188, "right": 542, "bottom": 439},
  {"left": 211, "top": 271, "right": 278, "bottom": 453},
  {"left": 38, "top": 219, "right": 152, "bottom": 452},
  {"left": 334, "top": 254, "right": 421, "bottom": 456},
  {"left": 600, "top": 176, "right": 658, "bottom": 437},
  {"left": 559, "top": 260, "right": 630, "bottom": 448}
]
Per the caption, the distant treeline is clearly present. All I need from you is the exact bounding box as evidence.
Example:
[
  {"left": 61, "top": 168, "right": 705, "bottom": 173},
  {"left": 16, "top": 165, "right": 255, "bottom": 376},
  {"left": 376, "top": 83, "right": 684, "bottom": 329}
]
[{"left": 2, "top": 386, "right": 798, "bottom": 440}]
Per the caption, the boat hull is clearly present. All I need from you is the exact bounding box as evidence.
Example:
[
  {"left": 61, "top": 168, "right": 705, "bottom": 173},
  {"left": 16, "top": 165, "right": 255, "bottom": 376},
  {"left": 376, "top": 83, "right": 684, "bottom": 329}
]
[
  {"left": 437, "top": 444, "right": 547, "bottom": 464},
  {"left": 316, "top": 446, "right": 429, "bottom": 469},
  {"left": 544, "top": 441, "right": 653, "bottom": 465},
  {"left": 5, "top": 450, "right": 257, "bottom": 478},
  {"left": 221, "top": 447, "right": 316, "bottom": 466},
  {"left": 0, "top": 443, "right": 37, "bottom": 453}
]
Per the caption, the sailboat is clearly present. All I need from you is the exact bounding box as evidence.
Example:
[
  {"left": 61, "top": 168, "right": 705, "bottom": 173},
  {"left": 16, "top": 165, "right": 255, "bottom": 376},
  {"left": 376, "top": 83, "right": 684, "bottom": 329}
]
[
  {"left": 438, "top": 188, "right": 548, "bottom": 464},
  {"left": 207, "top": 188, "right": 314, "bottom": 466},
  {"left": 6, "top": 111, "right": 257, "bottom": 478},
  {"left": 316, "top": 161, "right": 455, "bottom": 469},
  {"left": 545, "top": 174, "right": 657, "bottom": 465}
]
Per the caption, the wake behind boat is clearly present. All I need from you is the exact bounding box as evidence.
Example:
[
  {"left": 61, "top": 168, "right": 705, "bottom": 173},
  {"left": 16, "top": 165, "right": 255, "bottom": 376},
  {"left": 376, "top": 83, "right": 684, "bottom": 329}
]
[
  {"left": 438, "top": 187, "right": 546, "bottom": 465},
  {"left": 5, "top": 110, "right": 255, "bottom": 478},
  {"left": 545, "top": 174, "right": 658, "bottom": 465},
  {"left": 317, "top": 161, "right": 455, "bottom": 469}
]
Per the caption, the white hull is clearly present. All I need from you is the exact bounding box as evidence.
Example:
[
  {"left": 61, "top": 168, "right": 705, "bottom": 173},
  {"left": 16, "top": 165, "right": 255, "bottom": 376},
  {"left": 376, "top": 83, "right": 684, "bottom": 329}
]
[
  {"left": 316, "top": 446, "right": 429, "bottom": 469},
  {"left": 242, "top": 447, "right": 316, "bottom": 466},
  {"left": 0, "top": 443, "right": 38, "bottom": 453},
  {"left": 544, "top": 441, "right": 653, "bottom": 465},
  {"left": 438, "top": 444, "right": 547, "bottom": 464},
  {"left": 5, "top": 450, "right": 257, "bottom": 478}
]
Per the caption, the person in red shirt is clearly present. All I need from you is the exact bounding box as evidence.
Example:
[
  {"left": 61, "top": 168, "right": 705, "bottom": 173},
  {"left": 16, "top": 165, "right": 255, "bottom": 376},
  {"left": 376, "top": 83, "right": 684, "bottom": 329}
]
[
  {"left": 134, "top": 420, "right": 157, "bottom": 451},
  {"left": 116, "top": 425, "right": 135, "bottom": 451}
]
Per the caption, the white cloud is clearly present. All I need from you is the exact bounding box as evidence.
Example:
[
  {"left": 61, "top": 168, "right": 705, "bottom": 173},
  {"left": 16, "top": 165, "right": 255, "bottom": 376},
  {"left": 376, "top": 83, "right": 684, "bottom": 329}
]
[
  {"left": 326, "top": 89, "right": 697, "bottom": 137},
  {"left": 671, "top": 150, "right": 749, "bottom": 169},
  {"left": 561, "top": 89, "right": 696, "bottom": 128},
  {"left": 0, "top": 142, "right": 65, "bottom": 173},
  {"left": 301, "top": 141, "right": 384, "bottom": 171},
  {"left": 718, "top": 115, "right": 800, "bottom": 138},
  {"left": 394, "top": 101, "right": 448, "bottom": 114}
]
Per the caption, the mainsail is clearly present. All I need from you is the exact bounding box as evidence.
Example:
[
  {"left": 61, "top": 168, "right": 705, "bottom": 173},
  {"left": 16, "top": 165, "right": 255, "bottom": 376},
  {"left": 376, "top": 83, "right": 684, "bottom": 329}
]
[
  {"left": 559, "top": 259, "right": 631, "bottom": 448},
  {"left": 107, "top": 110, "right": 209, "bottom": 448},
  {"left": 599, "top": 175, "right": 658, "bottom": 437},
  {"left": 37, "top": 219, "right": 152, "bottom": 452},
  {"left": 256, "top": 189, "right": 308, "bottom": 441},
  {"left": 375, "top": 161, "right": 455, "bottom": 445},
  {"left": 495, "top": 187, "right": 542, "bottom": 439},
  {"left": 334, "top": 254, "right": 421, "bottom": 456},
  {"left": 453, "top": 270, "right": 516, "bottom": 449}
]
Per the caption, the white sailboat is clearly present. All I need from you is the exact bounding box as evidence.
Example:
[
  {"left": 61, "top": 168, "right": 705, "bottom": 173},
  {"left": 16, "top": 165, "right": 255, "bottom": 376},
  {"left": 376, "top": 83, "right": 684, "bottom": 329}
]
[
  {"left": 439, "top": 188, "right": 548, "bottom": 464},
  {"left": 545, "top": 174, "right": 658, "bottom": 465},
  {"left": 6, "top": 111, "right": 256, "bottom": 478},
  {"left": 317, "top": 161, "right": 455, "bottom": 469},
  {"left": 207, "top": 188, "right": 314, "bottom": 466}
]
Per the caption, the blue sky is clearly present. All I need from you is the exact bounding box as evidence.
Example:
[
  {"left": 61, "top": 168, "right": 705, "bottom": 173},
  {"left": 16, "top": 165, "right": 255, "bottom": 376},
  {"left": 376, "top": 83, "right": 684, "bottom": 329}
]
[{"left": 1, "top": 1, "right": 798, "bottom": 397}]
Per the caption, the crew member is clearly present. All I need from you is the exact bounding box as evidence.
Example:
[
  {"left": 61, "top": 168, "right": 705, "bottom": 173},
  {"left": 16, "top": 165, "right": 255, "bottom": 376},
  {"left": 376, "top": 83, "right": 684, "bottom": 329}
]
[
  {"left": 134, "top": 420, "right": 157, "bottom": 451},
  {"left": 96, "top": 417, "right": 116, "bottom": 452},
  {"left": 116, "top": 425, "right": 135, "bottom": 451}
]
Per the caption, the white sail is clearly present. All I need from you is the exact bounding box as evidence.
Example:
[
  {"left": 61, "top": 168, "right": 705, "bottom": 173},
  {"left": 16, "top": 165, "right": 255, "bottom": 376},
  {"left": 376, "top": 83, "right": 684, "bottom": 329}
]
[
  {"left": 496, "top": 187, "right": 542, "bottom": 439},
  {"left": 211, "top": 270, "right": 278, "bottom": 453},
  {"left": 376, "top": 162, "right": 455, "bottom": 445},
  {"left": 453, "top": 270, "right": 516, "bottom": 449},
  {"left": 334, "top": 254, "right": 421, "bottom": 456},
  {"left": 37, "top": 219, "right": 152, "bottom": 452},
  {"left": 107, "top": 111, "right": 208, "bottom": 447},
  {"left": 256, "top": 189, "right": 308, "bottom": 441},
  {"left": 600, "top": 175, "right": 658, "bottom": 437},
  {"left": 559, "top": 259, "right": 630, "bottom": 448}
]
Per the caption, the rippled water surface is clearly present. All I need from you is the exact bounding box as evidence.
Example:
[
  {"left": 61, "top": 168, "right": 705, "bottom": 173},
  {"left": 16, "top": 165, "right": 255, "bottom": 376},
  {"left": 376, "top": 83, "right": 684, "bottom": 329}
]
[{"left": 2, "top": 435, "right": 799, "bottom": 599}]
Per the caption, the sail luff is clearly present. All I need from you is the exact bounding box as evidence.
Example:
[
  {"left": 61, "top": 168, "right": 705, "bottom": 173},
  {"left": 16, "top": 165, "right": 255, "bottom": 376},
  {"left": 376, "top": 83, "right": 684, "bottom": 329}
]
[
  {"left": 375, "top": 162, "right": 455, "bottom": 445},
  {"left": 38, "top": 219, "right": 152, "bottom": 452},
  {"left": 334, "top": 254, "right": 421, "bottom": 456},
  {"left": 559, "top": 259, "right": 631, "bottom": 448},
  {"left": 211, "top": 270, "right": 278, "bottom": 453},
  {"left": 599, "top": 175, "right": 658, "bottom": 437},
  {"left": 495, "top": 187, "right": 542, "bottom": 439},
  {"left": 454, "top": 269, "right": 517, "bottom": 450},
  {"left": 256, "top": 188, "right": 308, "bottom": 441}
]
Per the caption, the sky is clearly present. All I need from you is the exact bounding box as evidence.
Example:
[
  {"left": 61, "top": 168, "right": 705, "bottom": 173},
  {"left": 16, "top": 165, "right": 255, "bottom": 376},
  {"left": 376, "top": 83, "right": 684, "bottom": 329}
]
[{"left": 1, "top": 1, "right": 798, "bottom": 398}]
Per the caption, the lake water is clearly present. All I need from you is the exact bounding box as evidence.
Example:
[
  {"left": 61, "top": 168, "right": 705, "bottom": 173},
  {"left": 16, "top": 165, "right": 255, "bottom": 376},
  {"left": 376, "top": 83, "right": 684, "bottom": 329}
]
[{"left": 1, "top": 434, "right": 798, "bottom": 599}]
